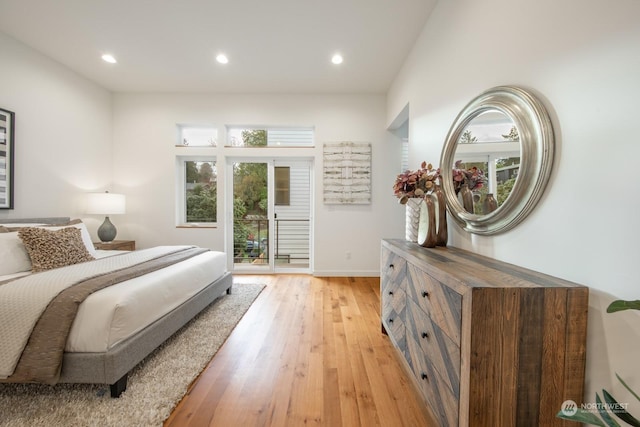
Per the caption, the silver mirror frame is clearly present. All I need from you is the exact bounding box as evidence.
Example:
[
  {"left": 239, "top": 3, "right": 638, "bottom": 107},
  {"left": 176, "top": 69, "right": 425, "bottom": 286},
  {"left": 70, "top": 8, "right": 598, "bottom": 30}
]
[{"left": 439, "top": 85, "right": 554, "bottom": 235}]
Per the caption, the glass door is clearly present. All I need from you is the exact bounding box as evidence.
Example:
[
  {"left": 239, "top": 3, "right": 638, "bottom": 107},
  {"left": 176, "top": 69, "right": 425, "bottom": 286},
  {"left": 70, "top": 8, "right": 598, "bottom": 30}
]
[
  {"left": 227, "top": 158, "right": 312, "bottom": 273},
  {"left": 230, "top": 160, "right": 270, "bottom": 271},
  {"left": 272, "top": 159, "right": 311, "bottom": 272}
]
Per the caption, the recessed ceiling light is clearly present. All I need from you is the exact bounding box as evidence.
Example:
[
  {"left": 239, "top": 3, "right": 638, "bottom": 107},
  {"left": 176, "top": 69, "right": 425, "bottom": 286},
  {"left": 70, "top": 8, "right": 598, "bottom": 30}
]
[
  {"left": 331, "top": 54, "right": 343, "bottom": 65},
  {"left": 101, "top": 54, "right": 117, "bottom": 64},
  {"left": 216, "top": 54, "right": 229, "bottom": 64}
]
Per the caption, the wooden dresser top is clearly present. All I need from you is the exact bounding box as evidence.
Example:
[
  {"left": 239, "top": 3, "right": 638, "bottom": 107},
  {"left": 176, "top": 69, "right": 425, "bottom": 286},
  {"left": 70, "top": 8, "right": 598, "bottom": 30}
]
[{"left": 382, "top": 239, "right": 587, "bottom": 291}]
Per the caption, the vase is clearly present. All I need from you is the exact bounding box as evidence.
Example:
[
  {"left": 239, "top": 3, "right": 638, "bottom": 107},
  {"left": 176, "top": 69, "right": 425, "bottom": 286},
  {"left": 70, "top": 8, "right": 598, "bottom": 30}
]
[
  {"left": 405, "top": 198, "right": 421, "bottom": 242},
  {"left": 483, "top": 193, "right": 498, "bottom": 214},
  {"left": 459, "top": 183, "right": 474, "bottom": 213},
  {"left": 417, "top": 196, "right": 438, "bottom": 248},
  {"left": 433, "top": 185, "right": 448, "bottom": 246}
]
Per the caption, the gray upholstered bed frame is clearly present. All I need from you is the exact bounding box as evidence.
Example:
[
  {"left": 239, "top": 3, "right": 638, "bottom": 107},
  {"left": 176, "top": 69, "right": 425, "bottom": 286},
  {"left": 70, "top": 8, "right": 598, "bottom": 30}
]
[{"left": 0, "top": 217, "right": 233, "bottom": 397}]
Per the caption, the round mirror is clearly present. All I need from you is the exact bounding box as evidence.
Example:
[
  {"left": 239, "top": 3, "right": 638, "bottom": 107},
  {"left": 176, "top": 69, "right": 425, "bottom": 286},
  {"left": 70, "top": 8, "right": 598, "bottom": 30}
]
[{"left": 439, "top": 86, "right": 554, "bottom": 235}]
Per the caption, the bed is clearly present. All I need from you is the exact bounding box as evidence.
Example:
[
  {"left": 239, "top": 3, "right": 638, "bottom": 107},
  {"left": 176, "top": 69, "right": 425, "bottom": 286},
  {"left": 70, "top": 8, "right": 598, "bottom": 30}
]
[{"left": 0, "top": 217, "right": 232, "bottom": 397}]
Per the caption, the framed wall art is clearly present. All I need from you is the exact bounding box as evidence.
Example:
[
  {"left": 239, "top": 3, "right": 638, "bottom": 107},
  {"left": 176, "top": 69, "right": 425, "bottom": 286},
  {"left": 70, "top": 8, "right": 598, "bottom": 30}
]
[
  {"left": 323, "top": 141, "right": 371, "bottom": 204},
  {"left": 0, "top": 108, "right": 15, "bottom": 209}
]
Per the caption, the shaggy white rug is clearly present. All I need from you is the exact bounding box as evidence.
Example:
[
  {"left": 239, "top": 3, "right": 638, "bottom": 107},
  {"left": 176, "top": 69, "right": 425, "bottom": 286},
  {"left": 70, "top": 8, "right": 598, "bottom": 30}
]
[{"left": 0, "top": 282, "right": 265, "bottom": 427}]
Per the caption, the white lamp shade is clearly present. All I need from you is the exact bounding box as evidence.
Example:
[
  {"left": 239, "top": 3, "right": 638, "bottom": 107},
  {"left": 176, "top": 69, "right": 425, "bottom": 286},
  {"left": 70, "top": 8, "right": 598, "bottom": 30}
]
[{"left": 86, "top": 192, "right": 126, "bottom": 215}]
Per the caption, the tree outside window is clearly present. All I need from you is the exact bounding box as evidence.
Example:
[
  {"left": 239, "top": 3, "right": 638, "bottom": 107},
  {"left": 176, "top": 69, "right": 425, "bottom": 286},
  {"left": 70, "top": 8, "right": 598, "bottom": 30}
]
[{"left": 185, "top": 161, "right": 216, "bottom": 223}]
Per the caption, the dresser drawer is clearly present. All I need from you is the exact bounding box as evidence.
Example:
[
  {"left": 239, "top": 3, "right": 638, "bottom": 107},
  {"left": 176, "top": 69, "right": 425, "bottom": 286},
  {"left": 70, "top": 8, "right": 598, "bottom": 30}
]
[
  {"left": 385, "top": 321, "right": 408, "bottom": 359},
  {"left": 382, "top": 299, "right": 407, "bottom": 357},
  {"left": 381, "top": 248, "right": 407, "bottom": 294},
  {"left": 381, "top": 246, "right": 409, "bottom": 358},
  {"left": 407, "top": 263, "right": 462, "bottom": 343},
  {"left": 382, "top": 281, "right": 406, "bottom": 315},
  {"left": 407, "top": 334, "right": 459, "bottom": 427},
  {"left": 406, "top": 298, "right": 460, "bottom": 394},
  {"left": 382, "top": 284, "right": 407, "bottom": 339}
]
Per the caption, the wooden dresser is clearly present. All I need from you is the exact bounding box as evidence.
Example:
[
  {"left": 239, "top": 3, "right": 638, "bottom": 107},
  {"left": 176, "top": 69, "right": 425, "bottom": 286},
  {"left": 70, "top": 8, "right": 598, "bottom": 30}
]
[{"left": 380, "top": 239, "right": 588, "bottom": 427}]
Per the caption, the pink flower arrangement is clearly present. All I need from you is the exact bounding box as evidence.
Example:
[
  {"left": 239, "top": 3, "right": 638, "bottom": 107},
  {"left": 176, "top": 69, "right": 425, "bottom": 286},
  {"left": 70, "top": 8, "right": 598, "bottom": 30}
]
[
  {"left": 393, "top": 161, "right": 440, "bottom": 204},
  {"left": 452, "top": 160, "right": 486, "bottom": 194}
]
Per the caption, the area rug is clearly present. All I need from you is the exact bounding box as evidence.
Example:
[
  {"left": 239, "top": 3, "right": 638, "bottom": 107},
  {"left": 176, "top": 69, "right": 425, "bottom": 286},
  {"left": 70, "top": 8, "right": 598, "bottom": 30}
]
[{"left": 0, "top": 282, "right": 265, "bottom": 427}]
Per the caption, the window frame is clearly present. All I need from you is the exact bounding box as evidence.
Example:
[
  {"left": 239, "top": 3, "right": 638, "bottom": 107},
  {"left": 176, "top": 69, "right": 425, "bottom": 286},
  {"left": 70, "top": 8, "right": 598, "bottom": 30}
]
[
  {"left": 225, "top": 126, "right": 315, "bottom": 147},
  {"left": 176, "top": 124, "right": 218, "bottom": 147},
  {"left": 176, "top": 155, "right": 218, "bottom": 228}
]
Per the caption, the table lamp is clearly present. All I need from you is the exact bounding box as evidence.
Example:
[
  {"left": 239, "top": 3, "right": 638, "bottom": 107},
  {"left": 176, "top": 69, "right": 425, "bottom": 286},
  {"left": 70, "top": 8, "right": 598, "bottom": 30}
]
[{"left": 86, "top": 191, "right": 126, "bottom": 242}]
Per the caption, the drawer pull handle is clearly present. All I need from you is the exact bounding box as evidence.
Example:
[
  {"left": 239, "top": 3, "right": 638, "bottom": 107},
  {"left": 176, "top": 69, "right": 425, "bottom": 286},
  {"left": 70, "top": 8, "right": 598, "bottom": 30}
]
[
  {"left": 421, "top": 372, "right": 428, "bottom": 381},
  {"left": 388, "top": 291, "right": 394, "bottom": 296},
  {"left": 421, "top": 332, "right": 429, "bottom": 339},
  {"left": 389, "top": 263, "right": 395, "bottom": 270},
  {"left": 422, "top": 291, "right": 430, "bottom": 298},
  {"left": 389, "top": 318, "right": 394, "bottom": 323}
]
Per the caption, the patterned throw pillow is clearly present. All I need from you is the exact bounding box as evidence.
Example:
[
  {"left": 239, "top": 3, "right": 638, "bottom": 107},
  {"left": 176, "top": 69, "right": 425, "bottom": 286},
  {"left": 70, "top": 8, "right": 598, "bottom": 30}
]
[{"left": 18, "top": 227, "right": 95, "bottom": 272}]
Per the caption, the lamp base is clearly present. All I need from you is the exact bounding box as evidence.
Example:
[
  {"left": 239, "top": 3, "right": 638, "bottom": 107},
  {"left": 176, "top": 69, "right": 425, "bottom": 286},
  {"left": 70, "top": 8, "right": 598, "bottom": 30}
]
[{"left": 97, "top": 216, "right": 117, "bottom": 242}]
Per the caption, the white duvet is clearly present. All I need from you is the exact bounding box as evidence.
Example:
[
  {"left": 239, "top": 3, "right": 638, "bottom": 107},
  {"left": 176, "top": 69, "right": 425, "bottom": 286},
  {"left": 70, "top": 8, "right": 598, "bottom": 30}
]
[{"left": 0, "top": 249, "right": 227, "bottom": 354}]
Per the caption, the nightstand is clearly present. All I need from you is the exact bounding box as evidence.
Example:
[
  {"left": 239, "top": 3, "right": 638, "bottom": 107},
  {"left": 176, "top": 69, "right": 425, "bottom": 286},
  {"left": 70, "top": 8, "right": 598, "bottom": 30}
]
[{"left": 94, "top": 240, "right": 136, "bottom": 251}]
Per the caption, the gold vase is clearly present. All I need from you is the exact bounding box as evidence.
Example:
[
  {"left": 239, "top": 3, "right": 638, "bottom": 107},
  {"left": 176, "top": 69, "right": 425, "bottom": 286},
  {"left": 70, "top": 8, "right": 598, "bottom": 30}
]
[
  {"left": 433, "top": 184, "right": 447, "bottom": 246},
  {"left": 417, "top": 196, "right": 437, "bottom": 248},
  {"left": 483, "top": 193, "right": 498, "bottom": 214},
  {"left": 459, "top": 183, "right": 474, "bottom": 213}
]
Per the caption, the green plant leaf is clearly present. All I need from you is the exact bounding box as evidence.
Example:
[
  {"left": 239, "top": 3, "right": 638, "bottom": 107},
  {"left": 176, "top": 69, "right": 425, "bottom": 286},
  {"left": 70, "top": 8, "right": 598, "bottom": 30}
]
[
  {"left": 617, "top": 373, "right": 640, "bottom": 403},
  {"left": 607, "top": 300, "right": 640, "bottom": 313},
  {"left": 603, "top": 389, "right": 640, "bottom": 427},
  {"left": 556, "top": 408, "right": 607, "bottom": 426},
  {"left": 597, "top": 392, "right": 621, "bottom": 427}
]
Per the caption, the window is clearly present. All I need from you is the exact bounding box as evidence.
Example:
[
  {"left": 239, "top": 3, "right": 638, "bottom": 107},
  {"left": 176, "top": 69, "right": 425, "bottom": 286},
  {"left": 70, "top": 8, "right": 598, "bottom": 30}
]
[
  {"left": 275, "top": 167, "right": 290, "bottom": 205},
  {"left": 401, "top": 137, "right": 409, "bottom": 172},
  {"left": 177, "top": 125, "right": 218, "bottom": 147},
  {"left": 176, "top": 125, "right": 218, "bottom": 226},
  {"left": 226, "top": 127, "right": 314, "bottom": 147},
  {"left": 177, "top": 157, "right": 217, "bottom": 225},
  {"left": 175, "top": 125, "right": 313, "bottom": 227}
]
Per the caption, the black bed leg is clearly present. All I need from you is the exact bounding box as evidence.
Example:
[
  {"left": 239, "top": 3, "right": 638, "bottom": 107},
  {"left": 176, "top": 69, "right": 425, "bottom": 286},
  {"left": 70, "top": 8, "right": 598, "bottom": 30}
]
[
  {"left": 226, "top": 284, "right": 233, "bottom": 295},
  {"left": 110, "top": 374, "right": 128, "bottom": 398}
]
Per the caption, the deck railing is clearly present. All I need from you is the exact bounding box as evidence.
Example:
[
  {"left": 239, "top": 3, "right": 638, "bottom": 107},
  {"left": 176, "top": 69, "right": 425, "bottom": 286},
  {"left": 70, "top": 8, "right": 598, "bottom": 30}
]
[{"left": 233, "top": 218, "right": 310, "bottom": 266}]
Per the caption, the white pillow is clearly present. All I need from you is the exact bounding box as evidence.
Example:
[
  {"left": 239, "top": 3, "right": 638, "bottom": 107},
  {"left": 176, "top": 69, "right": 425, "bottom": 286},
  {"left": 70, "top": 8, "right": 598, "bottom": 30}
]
[{"left": 0, "top": 232, "right": 32, "bottom": 276}]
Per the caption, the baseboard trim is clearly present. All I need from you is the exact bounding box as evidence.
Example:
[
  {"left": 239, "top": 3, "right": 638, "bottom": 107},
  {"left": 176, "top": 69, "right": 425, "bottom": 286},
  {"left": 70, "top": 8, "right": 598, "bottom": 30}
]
[{"left": 312, "top": 270, "right": 380, "bottom": 277}]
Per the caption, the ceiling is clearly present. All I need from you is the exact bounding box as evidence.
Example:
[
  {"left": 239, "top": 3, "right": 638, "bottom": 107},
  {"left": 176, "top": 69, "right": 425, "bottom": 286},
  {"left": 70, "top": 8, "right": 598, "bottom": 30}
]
[{"left": 0, "top": 0, "right": 436, "bottom": 94}]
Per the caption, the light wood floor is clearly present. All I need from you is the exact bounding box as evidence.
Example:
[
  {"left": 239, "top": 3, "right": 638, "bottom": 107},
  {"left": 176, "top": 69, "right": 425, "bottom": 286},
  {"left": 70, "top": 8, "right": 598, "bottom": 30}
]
[{"left": 164, "top": 275, "right": 436, "bottom": 427}]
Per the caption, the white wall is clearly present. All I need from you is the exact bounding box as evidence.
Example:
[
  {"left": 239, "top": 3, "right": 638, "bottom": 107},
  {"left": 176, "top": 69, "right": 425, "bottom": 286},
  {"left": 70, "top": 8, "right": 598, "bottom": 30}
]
[
  {"left": 388, "top": 0, "right": 640, "bottom": 413},
  {"left": 0, "top": 33, "right": 112, "bottom": 232},
  {"left": 112, "top": 93, "right": 405, "bottom": 275},
  {"left": 0, "top": 30, "right": 406, "bottom": 276}
]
